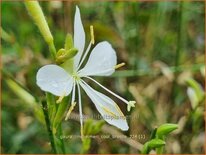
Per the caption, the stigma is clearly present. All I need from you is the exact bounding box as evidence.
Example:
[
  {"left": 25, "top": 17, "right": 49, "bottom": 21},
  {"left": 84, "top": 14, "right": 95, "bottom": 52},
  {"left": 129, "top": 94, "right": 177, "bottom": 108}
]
[
  {"left": 72, "top": 72, "right": 81, "bottom": 82},
  {"left": 127, "top": 101, "right": 136, "bottom": 112}
]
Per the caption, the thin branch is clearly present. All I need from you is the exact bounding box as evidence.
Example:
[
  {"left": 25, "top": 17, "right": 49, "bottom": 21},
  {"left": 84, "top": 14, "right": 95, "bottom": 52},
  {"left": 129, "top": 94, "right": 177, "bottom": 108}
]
[{"left": 112, "top": 63, "right": 204, "bottom": 77}]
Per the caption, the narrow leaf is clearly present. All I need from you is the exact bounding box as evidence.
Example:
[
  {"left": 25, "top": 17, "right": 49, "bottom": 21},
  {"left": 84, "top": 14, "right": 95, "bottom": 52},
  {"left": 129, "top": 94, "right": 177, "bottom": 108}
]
[
  {"left": 53, "top": 97, "right": 70, "bottom": 133},
  {"left": 186, "top": 78, "right": 204, "bottom": 102}
]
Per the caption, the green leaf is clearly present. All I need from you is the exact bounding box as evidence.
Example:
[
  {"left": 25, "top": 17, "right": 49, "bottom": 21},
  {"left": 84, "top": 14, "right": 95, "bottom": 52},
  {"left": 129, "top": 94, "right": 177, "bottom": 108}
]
[
  {"left": 84, "top": 119, "right": 93, "bottom": 135},
  {"left": 84, "top": 119, "right": 105, "bottom": 135},
  {"left": 81, "top": 138, "right": 91, "bottom": 153},
  {"left": 186, "top": 78, "right": 204, "bottom": 103},
  {"left": 141, "top": 139, "right": 165, "bottom": 154},
  {"left": 46, "top": 93, "right": 56, "bottom": 124},
  {"left": 81, "top": 119, "right": 104, "bottom": 153},
  {"left": 34, "top": 104, "right": 45, "bottom": 125},
  {"left": 6, "top": 79, "right": 36, "bottom": 107},
  {"left": 149, "top": 127, "right": 157, "bottom": 140},
  {"left": 1, "top": 27, "right": 15, "bottom": 43},
  {"left": 141, "top": 142, "right": 150, "bottom": 154},
  {"left": 156, "top": 123, "right": 178, "bottom": 138},
  {"left": 54, "top": 135, "right": 64, "bottom": 154},
  {"left": 5, "top": 78, "right": 45, "bottom": 124},
  {"left": 191, "top": 107, "right": 204, "bottom": 131},
  {"left": 53, "top": 96, "right": 70, "bottom": 133},
  {"left": 92, "top": 120, "right": 105, "bottom": 134}
]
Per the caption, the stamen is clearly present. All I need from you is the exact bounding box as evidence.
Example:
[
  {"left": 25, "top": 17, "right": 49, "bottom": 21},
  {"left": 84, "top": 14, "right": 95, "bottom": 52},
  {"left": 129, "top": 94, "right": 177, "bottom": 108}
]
[
  {"left": 76, "top": 42, "right": 92, "bottom": 71},
  {"left": 77, "top": 83, "right": 84, "bottom": 139},
  {"left": 114, "top": 62, "right": 126, "bottom": 69},
  {"left": 127, "top": 101, "right": 136, "bottom": 112},
  {"left": 85, "top": 76, "right": 129, "bottom": 105},
  {"left": 56, "top": 92, "right": 66, "bottom": 103},
  {"left": 78, "top": 68, "right": 113, "bottom": 77},
  {"left": 65, "top": 102, "right": 76, "bottom": 120},
  {"left": 90, "top": 25, "right": 95, "bottom": 44},
  {"left": 65, "top": 81, "right": 76, "bottom": 120},
  {"left": 80, "top": 80, "right": 126, "bottom": 119}
]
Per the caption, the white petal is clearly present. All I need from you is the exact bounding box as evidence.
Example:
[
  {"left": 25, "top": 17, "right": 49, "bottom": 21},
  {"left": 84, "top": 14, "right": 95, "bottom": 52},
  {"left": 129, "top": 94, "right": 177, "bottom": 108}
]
[
  {"left": 80, "top": 81, "right": 128, "bottom": 131},
  {"left": 36, "top": 65, "right": 73, "bottom": 96},
  {"left": 74, "top": 6, "right": 85, "bottom": 69},
  {"left": 78, "top": 41, "right": 117, "bottom": 76}
]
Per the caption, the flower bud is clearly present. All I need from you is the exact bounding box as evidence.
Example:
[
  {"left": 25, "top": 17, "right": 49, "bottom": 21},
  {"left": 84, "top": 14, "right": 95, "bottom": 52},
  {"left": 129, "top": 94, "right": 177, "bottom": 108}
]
[
  {"left": 141, "top": 139, "right": 165, "bottom": 154},
  {"left": 56, "top": 48, "right": 78, "bottom": 64},
  {"left": 65, "top": 33, "right": 74, "bottom": 50},
  {"left": 156, "top": 123, "right": 178, "bottom": 138},
  {"left": 147, "top": 139, "right": 165, "bottom": 148},
  {"left": 25, "top": 1, "right": 53, "bottom": 44}
]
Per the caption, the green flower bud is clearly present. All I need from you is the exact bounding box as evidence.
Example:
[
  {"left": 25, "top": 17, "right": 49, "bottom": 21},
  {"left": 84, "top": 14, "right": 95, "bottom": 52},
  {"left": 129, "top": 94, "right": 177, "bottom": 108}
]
[
  {"left": 148, "top": 139, "right": 166, "bottom": 148},
  {"left": 156, "top": 123, "right": 178, "bottom": 138},
  {"left": 25, "top": 1, "right": 53, "bottom": 44},
  {"left": 56, "top": 48, "right": 78, "bottom": 64},
  {"left": 141, "top": 139, "right": 165, "bottom": 154},
  {"left": 65, "top": 33, "right": 74, "bottom": 50}
]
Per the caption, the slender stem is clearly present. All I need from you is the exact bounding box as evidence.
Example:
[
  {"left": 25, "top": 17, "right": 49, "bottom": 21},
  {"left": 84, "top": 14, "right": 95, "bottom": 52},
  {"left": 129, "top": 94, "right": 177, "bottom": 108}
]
[
  {"left": 160, "top": 3, "right": 183, "bottom": 154},
  {"left": 155, "top": 136, "right": 165, "bottom": 154},
  {"left": 171, "top": 1, "right": 183, "bottom": 101},
  {"left": 46, "top": 92, "right": 56, "bottom": 123},
  {"left": 157, "top": 3, "right": 183, "bottom": 154},
  {"left": 48, "top": 41, "right": 57, "bottom": 60},
  {"left": 41, "top": 100, "right": 57, "bottom": 154},
  {"left": 59, "top": 124, "right": 66, "bottom": 154},
  {"left": 175, "top": 1, "right": 183, "bottom": 69},
  {"left": 156, "top": 146, "right": 164, "bottom": 154}
]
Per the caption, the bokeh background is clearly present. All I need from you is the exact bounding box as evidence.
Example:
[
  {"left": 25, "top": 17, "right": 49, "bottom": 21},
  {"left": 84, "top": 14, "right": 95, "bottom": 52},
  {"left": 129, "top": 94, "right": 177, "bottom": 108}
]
[{"left": 1, "top": 1, "right": 205, "bottom": 154}]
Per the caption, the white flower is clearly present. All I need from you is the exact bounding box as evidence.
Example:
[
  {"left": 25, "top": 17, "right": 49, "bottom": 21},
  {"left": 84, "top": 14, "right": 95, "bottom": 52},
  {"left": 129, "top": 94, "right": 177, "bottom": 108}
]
[{"left": 36, "top": 6, "right": 135, "bottom": 134}]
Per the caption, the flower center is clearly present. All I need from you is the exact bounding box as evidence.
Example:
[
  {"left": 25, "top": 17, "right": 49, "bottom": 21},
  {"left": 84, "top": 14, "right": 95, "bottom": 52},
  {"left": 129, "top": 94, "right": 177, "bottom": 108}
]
[{"left": 72, "top": 72, "right": 81, "bottom": 82}]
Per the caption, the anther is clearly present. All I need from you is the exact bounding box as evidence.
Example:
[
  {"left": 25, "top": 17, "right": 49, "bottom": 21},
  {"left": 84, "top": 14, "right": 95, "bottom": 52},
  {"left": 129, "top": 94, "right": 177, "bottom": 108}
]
[
  {"left": 90, "top": 25, "right": 95, "bottom": 44},
  {"left": 56, "top": 92, "right": 66, "bottom": 103},
  {"left": 114, "top": 62, "right": 126, "bottom": 69},
  {"left": 65, "top": 102, "right": 77, "bottom": 120},
  {"left": 56, "top": 96, "right": 64, "bottom": 103}
]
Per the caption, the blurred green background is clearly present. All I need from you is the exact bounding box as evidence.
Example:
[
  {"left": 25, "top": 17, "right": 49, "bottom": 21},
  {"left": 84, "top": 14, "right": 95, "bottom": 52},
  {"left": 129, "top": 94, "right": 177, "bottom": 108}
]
[{"left": 1, "top": 1, "right": 205, "bottom": 154}]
